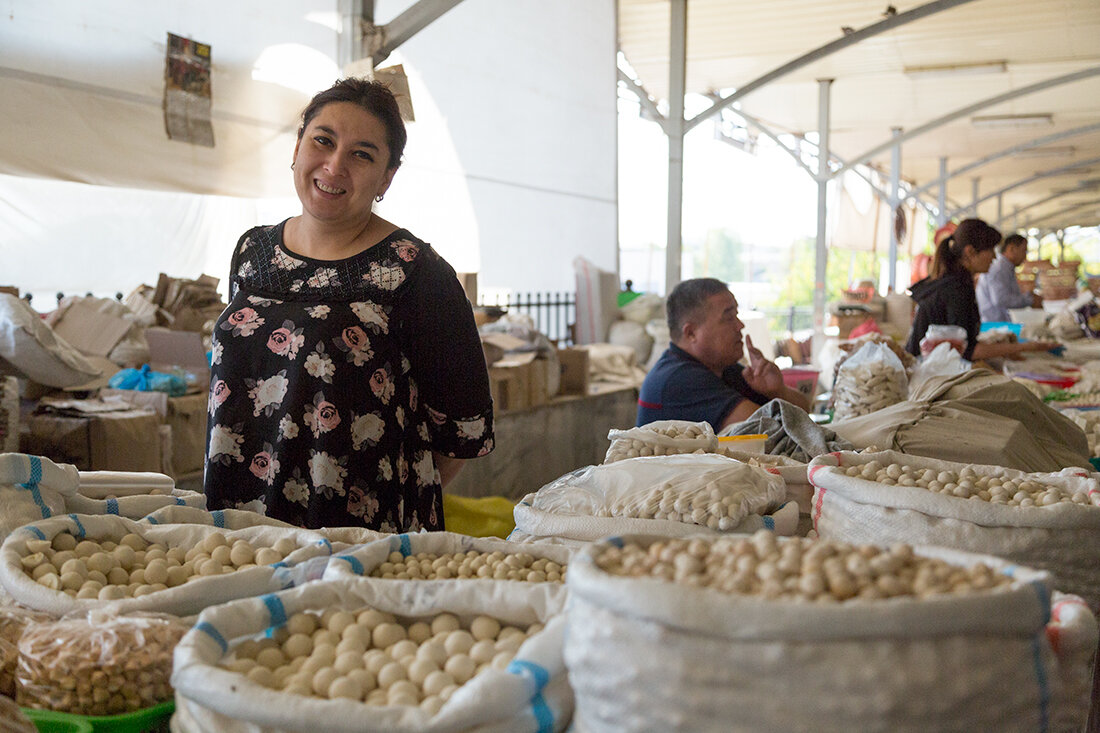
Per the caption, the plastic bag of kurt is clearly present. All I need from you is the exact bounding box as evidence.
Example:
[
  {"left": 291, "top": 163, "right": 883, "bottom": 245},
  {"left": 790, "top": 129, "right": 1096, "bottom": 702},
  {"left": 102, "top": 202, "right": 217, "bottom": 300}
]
[
  {"left": 604, "top": 419, "right": 717, "bottom": 463},
  {"left": 107, "top": 364, "right": 188, "bottom": 397},
  {"left": 831, "top": 341, "right": 907, "bottom": 420},
  {"left": 171, "top": 576, "right": 572, "bottom": 732},
  {"left": 513, "top": 454, "right": 793, "bottom": 543}
]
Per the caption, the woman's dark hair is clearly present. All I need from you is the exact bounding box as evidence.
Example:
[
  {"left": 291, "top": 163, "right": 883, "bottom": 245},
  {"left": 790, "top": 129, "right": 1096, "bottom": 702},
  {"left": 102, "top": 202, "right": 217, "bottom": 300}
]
[
  {"left": 930, "top": 218, "right": 1001, "bottom": 279},
  {"left": 666, "top": 278, "right": 729, "bottom": 342},
  {"left": 298, "top": 78, "right": 407, "bottom": 170}
]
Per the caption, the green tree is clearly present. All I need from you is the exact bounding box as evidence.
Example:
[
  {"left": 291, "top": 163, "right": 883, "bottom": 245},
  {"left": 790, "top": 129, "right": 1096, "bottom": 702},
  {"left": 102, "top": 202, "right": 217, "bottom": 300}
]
[{"left": 690, "top": 228, "right": 746, "bottom": 282}]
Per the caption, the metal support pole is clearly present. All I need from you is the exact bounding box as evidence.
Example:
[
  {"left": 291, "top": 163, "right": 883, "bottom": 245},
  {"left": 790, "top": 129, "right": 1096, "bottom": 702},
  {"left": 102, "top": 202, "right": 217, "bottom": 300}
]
[
  {"left": 997, "top": 194, "right": 1003, "bottom": 229},
  {"left": 937, "top": 157, "right": 948, "bottom": 226},
  {"left": 888, "top": 128, "right": 901, "bottom": 293},
  {"left": 812, "top": 79, "right": 833, "bottom": 366},
  {"left": 971, "top": 178, "right": 981, "bottom": 218},
  {"left": 664, "top": 0, "right": 687, "bottom": 293},
  {"left": 1013, "top": 206, "right": 1020, "bottom": 231},
  {"left": 339, "top": 0, "right": 365, "bottom": 69}
]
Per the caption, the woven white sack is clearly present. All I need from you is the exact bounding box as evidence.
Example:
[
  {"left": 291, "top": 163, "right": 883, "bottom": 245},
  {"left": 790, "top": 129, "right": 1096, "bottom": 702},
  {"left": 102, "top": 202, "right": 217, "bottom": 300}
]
[
  {"left": 808, "top": 450, "right": 1100, "bottom": 608},
  {"left": 1046, "top": 592, "right": 1099, "bottom": 733},
  {"left": 565, "top": 534, "right": 1059, "bottom": 733},
  {"left": 319, "top": 532, "right": 572, "bottom": 613},
  {"left": 171, "top": 576, "right": 572, "bottom": 733},
  {"left": 512, "top": 454, "right": 789, "bottom": 544},
  {"left": 0, "top": 514, "right": 334, "bottom": 617},
  {"left": 604, "top": 420, "right": 717, "bottom": 462},
  {"left": 138, "top": 506, "right": 387, "bottom": 553},
  {"left": 0, "top": 454, "right": 79, "bottom": 543},
  {"left": 64, "top": 483, "right": 205, "bottom": 519}
]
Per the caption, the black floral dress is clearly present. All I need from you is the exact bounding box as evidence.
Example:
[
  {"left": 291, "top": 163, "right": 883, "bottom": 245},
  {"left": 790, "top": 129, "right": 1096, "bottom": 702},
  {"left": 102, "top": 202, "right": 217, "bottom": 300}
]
[{"left": 204, "top": 220, "right": 494, "bottom": 532}]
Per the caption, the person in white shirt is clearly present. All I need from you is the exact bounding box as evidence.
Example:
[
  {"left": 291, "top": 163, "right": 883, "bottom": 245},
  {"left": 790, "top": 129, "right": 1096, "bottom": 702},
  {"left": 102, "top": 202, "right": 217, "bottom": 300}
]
[{"left": 976, "top": 233, "right": 1042, "bottom": 323}]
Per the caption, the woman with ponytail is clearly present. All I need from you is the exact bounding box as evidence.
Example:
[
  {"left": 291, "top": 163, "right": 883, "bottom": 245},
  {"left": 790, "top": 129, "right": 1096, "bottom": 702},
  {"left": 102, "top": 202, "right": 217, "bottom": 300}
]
[{"left": 905, "top": 218, "right": 1058, "bottom": 361}]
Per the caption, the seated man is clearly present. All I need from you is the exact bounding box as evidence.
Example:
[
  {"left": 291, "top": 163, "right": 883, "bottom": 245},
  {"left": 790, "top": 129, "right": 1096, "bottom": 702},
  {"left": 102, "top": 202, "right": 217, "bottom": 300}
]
[
  {"left": 976, "top": 232, "right": 1041, "bottom": 323},
  {"left": 637, "top": 278, "right": 812, "bottom": 430}
]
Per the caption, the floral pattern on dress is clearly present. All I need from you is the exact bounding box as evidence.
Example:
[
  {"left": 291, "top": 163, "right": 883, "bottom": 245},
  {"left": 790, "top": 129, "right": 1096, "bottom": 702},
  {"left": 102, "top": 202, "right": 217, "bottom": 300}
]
[
  {"left": 333, "top": 326, "right": 373, "bottom": 366},
  {"left": 267, "top": 320, "right": 305, "bottom": 359},
  {"left": 222, "top": 307, "right": 265, "bottom": 337},
  {"left": 350, "top": 302, "right": 389, "bottom": 333},
  {"left": 208, "top": 423, "right": 245, "bottom": 466},
  {"left": 304, "top": 342, "right": 336, "bottom": 383},
  {"left": 245, "top": 370, "right": 289, "bottom": 417},
  {"left": 205, "top": 222, "right": 494, "bottom": 533},
  {"left": 303, "top": 391, "right": 341, "bottom": 439},
  {"left": 249, "top": 443, "right": 280, "bottom": 485}
]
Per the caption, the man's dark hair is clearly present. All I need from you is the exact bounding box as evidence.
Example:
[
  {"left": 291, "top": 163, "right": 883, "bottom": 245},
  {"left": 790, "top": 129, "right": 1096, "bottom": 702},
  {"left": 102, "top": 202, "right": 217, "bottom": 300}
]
[
  {"left": 1000, "top": 233, "right": 1027, "bottom": 253},
  {"left": 667, "top": 278, "right": 729, "bottom": 343}
]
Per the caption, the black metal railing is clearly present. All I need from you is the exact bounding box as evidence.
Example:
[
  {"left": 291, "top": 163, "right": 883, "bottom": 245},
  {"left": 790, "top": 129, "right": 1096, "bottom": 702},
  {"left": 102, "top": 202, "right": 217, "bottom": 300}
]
[
  {"left": 477, "top": 292, "right": 577, "bottom": 346},
  {"left": 757, "top": 305, "right": 815, "bottom": 336}
]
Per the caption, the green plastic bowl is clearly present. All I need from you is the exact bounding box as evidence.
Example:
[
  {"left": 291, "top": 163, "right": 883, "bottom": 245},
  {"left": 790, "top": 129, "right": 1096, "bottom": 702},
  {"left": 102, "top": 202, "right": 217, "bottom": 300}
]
[{"left": 22, "top": 701, "right": 174, "bottom": 733}]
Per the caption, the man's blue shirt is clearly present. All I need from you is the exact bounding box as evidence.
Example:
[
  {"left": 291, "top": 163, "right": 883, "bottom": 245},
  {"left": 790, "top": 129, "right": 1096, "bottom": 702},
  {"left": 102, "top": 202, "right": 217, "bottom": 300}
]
[{"left": 637, "top": 343, "right": 769, "bottom": 429}]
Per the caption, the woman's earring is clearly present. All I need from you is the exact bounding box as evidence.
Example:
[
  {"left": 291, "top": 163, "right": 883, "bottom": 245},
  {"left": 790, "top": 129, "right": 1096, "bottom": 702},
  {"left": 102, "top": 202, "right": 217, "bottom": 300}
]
[
  {"left": 375, "top": 194, "right": 384, "bottom": 202},
  {"left": 290, "top": 162, "right": 295, "bottom": 170}
]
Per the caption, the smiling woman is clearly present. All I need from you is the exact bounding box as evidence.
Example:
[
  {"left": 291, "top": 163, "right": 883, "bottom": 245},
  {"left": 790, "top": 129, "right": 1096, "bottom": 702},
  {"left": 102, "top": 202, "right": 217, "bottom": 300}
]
[{"left": 203, "top": 78, "right": 495, "bottom": 533}]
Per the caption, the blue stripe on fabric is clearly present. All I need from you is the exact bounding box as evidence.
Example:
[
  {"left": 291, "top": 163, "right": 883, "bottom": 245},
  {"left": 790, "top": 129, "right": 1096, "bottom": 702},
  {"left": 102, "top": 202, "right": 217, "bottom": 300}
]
[
  {"left": 529, "top": 691, "right": 555, "bottom": 733},
  {"left": 175, "top": 497, "right": 185, "bottom": 506},
  {"left": 607, "top": 536, "right": 624, "bottom": 548},
  {"left": 23, "top": 526, "right": 46, "bottom": 541},
  {"left": 399, "top": 534, "right": 412, "bottom": 557},
  {"left": 1031, "top": 635, "right": 1051, "bottom": 733},
  {"left": 1031, "top": 580, "right": 1052, "bottom": 625},
  {"left": 196, "top": 621, "right": 228, "bottom": 654},
  {"left": 146, "top": 517, "right": 160, "bottom": 525},
  {"left": 17, "top": 482, "right": 52, "bottom": 519},
  {"left": 261, "top": 594, "right": 288, "bottom": 628},
  {"left": 317, "top": 539, "right": 332, "bottom": 553},
  {"left": 507, "top": 659, "right": 551, "bottom": 691},
  {"left": 270, "top": 561, "right": 288, "bottom": 569},
  {"left": 212, "top": 511, "right": 225, "bottom": 528},
  {"left": 763, "top": 515, "right": 775, "bottom": 531},
  {"left": 28, "top": 456, "right": 42, "bottom": 485},
  {"left": 335, "top": 555, "right": 365, "bottom": 575},
  {"left": 105, "top": 498, "right": 119, "bottom": 515},
  {"left": 68, "top": 514, "right": 86, "bottom": 538}
]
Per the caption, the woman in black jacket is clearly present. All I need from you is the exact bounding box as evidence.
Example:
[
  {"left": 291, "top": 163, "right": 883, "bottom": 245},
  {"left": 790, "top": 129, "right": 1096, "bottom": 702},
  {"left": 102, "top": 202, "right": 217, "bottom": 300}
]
[{"left": 905, "top": 218, "right": 1057, "bottom": 361}]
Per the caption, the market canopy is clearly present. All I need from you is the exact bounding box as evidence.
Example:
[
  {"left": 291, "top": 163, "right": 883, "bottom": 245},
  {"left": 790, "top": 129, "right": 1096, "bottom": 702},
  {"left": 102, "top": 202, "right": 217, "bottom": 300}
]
[{"left": 618, "top": 0, "right": 1100, "bottom": 235}]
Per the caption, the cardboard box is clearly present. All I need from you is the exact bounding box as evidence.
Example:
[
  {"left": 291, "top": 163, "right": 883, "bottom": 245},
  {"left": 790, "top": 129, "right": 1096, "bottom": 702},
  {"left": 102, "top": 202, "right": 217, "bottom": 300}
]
[
  {"left": 455, "top": 272, "right": 478, "bottom": 304},
  {"left": 556, "top": 348, "right": 590, "bottom": 396},
  {"left": 21, "top": 409, "right": 162, "bottom": 472},
  {"left": 100, "top": 389, "right": 208, "bottom": 477},
  {"left": 489, "top": 363, "right": 526, "bottom": 412},
  {"left": 50, "top": 301, "right": 131, "bottom": 358}
]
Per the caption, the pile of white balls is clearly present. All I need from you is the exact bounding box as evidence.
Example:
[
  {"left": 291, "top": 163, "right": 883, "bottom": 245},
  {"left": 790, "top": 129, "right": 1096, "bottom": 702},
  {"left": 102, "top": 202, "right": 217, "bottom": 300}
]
[
  {"left": 368, "top": 551, "right": 566, "bottom": 583},
  {"left": 595, "top": 531, "right": 1012, "bottom": 602},
  {"left": 843, "top": 461, "right": 1097, "bottom": 507},
  {"left": 1062, "top": 409, "right": 1100, "bottom": 455},
  {"left": 18, "top": 531, "right": 301, "bottom": 600},
  {"left": 224, "top": 608, "right": 541, "bottom": 714},
  {"left": 832, "top": 362, "right": 906, "bottom": 419},
  {"left": 595, "top": 482, "right": 754, "bottom": 531},
  {"left": 605, "top": 423, "right": 710, "bottom": 462}
]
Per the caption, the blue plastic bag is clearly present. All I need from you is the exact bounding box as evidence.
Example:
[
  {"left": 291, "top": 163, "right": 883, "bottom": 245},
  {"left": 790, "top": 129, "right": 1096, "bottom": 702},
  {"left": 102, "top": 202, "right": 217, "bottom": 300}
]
[{"left": 107, "top": 364, "right": 188, "bottom": 397}]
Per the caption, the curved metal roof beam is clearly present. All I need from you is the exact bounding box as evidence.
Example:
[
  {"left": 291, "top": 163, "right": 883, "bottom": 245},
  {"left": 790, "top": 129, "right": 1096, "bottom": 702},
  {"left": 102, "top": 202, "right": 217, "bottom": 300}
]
[
  {"left": 617, "top": 67, "right": 667, "bottom": 128},
  {"left": 1020, "top": 199, "right": 1100, "bottom": 231},
  {"left": 906, "top": 122, "right": 1100, "bottom": 202},
  {"left": 683, "top": 0, "right": 980, "bottom": 135},
  {"left": 945, "top": 155, "right": 1100, "bottom": 219},
  {"left": 996, "top": 181, "right": 1100, "bottom": 227},
  {"left": 834, "top": 66, "right": 1100, "bottom": 178}
]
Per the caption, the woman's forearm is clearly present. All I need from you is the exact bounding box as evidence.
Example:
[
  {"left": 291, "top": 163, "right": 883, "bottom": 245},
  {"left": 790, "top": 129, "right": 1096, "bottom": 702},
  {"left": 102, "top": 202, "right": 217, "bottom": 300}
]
[{"left": 433, "top": 452, "right": 465, "bottom": 489}]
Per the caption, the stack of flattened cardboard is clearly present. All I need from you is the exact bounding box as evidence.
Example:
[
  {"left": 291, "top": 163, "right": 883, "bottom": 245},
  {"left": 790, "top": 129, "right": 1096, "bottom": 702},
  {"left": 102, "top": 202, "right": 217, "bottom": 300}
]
[{"left": 128, "top": 273, "right": 226, "bottom": 332}]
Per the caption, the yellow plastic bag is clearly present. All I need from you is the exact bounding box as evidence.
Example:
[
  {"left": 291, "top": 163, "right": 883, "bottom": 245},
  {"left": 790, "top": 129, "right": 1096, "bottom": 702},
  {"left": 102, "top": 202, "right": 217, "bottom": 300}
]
[{"left": 442, "top": 494, "right": 516, "bottom": 539}]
